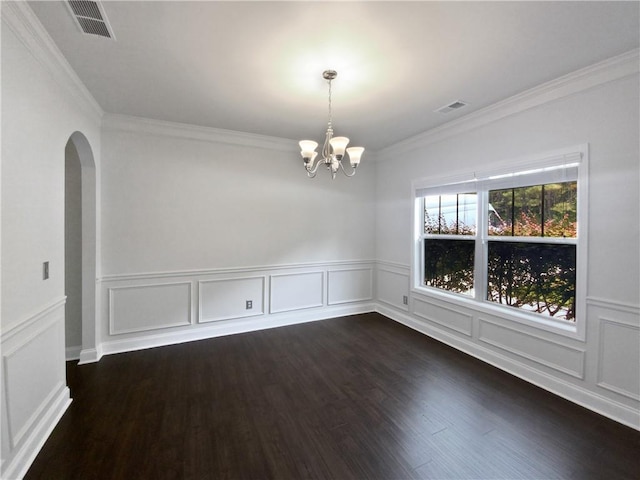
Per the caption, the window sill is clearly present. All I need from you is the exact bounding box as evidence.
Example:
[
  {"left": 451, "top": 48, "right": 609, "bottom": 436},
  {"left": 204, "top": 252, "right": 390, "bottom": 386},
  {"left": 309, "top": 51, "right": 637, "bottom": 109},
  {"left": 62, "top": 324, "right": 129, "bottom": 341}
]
[{"left": 411, "top": 285, "right": 582, "bottom": 341}]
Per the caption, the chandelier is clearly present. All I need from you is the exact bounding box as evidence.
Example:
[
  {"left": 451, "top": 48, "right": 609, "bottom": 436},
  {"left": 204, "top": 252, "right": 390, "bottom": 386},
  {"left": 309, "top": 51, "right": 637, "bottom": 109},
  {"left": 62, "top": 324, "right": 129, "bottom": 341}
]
[{"left": 299, "top": 70, "right": 364, "bottom": 179}]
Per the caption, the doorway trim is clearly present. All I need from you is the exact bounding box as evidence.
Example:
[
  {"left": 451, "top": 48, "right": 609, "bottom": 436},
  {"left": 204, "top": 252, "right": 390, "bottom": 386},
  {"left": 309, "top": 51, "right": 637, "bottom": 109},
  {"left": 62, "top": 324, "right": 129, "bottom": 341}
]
[{"left": 66, "top": 132, "right": 100, "bottom": 364}]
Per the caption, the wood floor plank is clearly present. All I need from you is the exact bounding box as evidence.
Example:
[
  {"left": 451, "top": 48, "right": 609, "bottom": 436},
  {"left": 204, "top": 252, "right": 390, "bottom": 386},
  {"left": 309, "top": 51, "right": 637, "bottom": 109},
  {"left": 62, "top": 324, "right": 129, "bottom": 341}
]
[{"left": 25, "top": 313, "right": 640, "bottom": 479}]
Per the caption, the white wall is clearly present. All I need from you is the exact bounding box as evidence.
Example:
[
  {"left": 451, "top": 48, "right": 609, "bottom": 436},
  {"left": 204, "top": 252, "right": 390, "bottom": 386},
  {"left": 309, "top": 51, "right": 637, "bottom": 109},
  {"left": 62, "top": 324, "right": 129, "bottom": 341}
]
[
  {"left": 1, "top": 3, "right": 102, "bottom": 477},
  {"left": 101, "top": 122, "right": 375, "bottom": 275},
  {"left": 374, "top": 55, "right": 640, "bottom": 428},
  {"left": 96, "top": 117, "right": 376, "bottom": 356}
]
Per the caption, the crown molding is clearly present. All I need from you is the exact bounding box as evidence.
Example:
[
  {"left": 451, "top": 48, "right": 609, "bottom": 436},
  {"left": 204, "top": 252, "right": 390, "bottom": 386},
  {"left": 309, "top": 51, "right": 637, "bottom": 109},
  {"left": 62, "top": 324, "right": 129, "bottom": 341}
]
[
  {"left": 381, "top": 48, "right": 640, "bottom": 157},
  {"left": 102, "top": 114, "right": 298, "bottom": 152},
  {"left": 1, "top": 1, "right": 103, "bottom": 123}
]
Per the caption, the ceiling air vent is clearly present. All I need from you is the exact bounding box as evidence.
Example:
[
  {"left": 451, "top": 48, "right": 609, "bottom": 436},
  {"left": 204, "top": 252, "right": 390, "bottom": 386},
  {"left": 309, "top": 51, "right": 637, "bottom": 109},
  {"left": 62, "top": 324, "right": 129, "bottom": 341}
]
[
  {"left": 66, "top": 0, "right": 115, "bottom": 39},
  {"left": 435, "top": 100, "right": 469, "bottom": 114}
]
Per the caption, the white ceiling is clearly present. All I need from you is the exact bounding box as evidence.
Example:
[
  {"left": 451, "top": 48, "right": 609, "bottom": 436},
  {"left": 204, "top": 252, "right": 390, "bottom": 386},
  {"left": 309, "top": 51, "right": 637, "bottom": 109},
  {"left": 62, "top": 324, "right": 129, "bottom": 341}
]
[{"left": 29, "top": 1, "right": 640, "bottom": 151}]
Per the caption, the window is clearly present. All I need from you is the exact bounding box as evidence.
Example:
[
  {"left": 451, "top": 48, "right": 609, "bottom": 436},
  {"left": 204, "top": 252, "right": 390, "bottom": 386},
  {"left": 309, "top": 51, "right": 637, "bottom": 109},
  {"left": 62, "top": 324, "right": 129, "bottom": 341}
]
[{"left": 414, "top": 148, "right": 586, "bottom": 327}]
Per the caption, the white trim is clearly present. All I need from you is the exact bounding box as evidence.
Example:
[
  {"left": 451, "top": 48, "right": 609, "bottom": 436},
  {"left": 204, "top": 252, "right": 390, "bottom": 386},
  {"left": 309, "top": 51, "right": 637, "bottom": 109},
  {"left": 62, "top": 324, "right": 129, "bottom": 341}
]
[
  {"left": 102, "top": 114, "right": 297, "bottom": 152},
  {"left": 99, "top": 303, "right": 375, "bottom": 358},
  {"left": 587, "top": 297, "right": 640, "bottom": 315},
  {"left": 1, "top": 297, "right": 67, "bottom": 344},
  {"left": 381, "top": 49, "right": 639, "bottom": 156},
  {"left": 78, "top": 346, "right": 102, "bottom": 365},
  {"left": 375, "top": 260, "right": 410, "bottom": 273},
  {"left": 100, "top": 259, "right": 375, "bottom": 282},
  {"left": 3, "top": 318, "right": 64, "bottom": 449},
  {"left": 0, "top": 386, "right": 71, "bottom": 480},
  {"left": 1, "top": 1, "right": 103, "bottom": 123}
]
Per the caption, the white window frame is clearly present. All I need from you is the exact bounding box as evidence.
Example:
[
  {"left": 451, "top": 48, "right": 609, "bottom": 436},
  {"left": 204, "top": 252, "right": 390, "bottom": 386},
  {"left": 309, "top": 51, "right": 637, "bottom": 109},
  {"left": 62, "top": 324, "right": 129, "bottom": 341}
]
[{"left": 411, "top": 145, "right": 588, "bottom": 340}]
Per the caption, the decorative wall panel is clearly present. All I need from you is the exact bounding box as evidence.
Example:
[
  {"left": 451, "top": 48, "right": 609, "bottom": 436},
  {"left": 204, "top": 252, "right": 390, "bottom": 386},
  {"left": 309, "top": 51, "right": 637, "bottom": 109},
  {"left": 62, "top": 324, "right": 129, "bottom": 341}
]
[
  {"left": 328, "top": 268, "right": 373, "bottom": 305},
  {"left": 479, "top": 319, "right": 585, "bottom": 378},
  {"left": 3, "top": 320, "right": 62, "bottom": 447},
  {"left": 109, "top": 282, "right": 192, "bottom": 334},
  {"left": 199, "top": 276, "right": 265, "bottom": 323},
  {"left": 377, "top": 266, "right": 409, "bottom": 311},
  {"left": 270, "top": 271, "right": 324, "bottom": 313},
  {"left": 413, "top": 298, "right": 473, "bottom": 336},
  {"left": 597, "top": 317, "right": 640, "bottom": 400}
]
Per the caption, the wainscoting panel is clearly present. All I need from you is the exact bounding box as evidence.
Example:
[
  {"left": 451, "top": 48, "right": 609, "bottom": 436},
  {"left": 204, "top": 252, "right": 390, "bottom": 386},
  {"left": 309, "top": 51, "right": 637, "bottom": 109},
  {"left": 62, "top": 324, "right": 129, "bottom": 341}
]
[
  {"left": 479, "top": 319, "right": 585, "bottom": 379},
  {"left": 4, "top": 320, "right": 62, "bottom": 447},
  {"left": 597, "top": 316, "right": 640, "bottom": 401},
  {"left": 199, "top": 276, "right": 265, "bottom": 323},
  {"left": 1, "top": 299, "right": 71, "bottom": 480},
  {"left": 376, "top": 265, "right": 409, "bottom": 311},
  {"left": 109, "top": 282, "right": 192, "bottom": 335},
  {"left": 270, "top": 271, "right": 324, "bottom": 314},
  {"left": 413, "top": 297, "right": 473, "bottom": 337},
  {"left": 99, "top": 261, "right": 374, "bottom": 356},
  {"left": 327, "top": 268, "right": 373, "bottom": 305}
]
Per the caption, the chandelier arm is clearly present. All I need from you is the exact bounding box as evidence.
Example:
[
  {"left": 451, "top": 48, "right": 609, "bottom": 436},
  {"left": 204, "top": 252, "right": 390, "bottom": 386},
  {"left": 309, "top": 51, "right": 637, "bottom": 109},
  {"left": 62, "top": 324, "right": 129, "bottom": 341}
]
[
  {"left": 306, "top": 159, "right": 322, "bottom": 175},
  {"left": 338, "top": 160, "right": 357, "bottom": 177}
]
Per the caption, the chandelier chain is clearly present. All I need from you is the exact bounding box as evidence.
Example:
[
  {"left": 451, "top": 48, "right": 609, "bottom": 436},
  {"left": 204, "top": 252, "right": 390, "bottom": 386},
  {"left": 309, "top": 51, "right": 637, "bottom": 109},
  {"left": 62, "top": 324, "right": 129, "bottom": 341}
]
[{"left": 327, "top": 77, "right": 333, "bottom": 129}]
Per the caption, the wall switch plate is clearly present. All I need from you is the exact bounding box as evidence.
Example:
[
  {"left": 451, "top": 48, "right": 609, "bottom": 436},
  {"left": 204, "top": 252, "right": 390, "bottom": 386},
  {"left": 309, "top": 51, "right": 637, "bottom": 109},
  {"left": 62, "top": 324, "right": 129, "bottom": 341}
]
[
  {"left": 403, "top": 295, "right": 408, "bottom": 305},
  {"left": 43, "top": 261, "right": 49, "bottom": 280},
  {"left": 246, "top": 300, "right": 252, "bottom": 309}
]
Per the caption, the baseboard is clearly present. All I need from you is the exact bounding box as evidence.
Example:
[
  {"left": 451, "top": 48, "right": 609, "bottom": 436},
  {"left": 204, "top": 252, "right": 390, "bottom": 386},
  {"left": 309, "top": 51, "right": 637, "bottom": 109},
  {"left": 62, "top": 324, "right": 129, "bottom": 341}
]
[
  {"left": 77, "top": 346, "right": 102, "bottom": 365},
  {"left": 375, "top": 303, "right": 640, "bottom": 431},
  {"left": 1, "top": 386, "right": 71, "bottom": 480},
  {"left": 98, "top": 303, "right": 376, "bottom": 359}
]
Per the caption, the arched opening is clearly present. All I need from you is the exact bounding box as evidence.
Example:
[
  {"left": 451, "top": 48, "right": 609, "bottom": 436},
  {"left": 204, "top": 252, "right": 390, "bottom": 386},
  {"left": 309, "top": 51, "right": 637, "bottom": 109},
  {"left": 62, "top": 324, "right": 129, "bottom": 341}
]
[
  {"left": 64, "top": 132, "right": 98, "bottom": 364},
  {"left": 65, "top": 140, "right": 82, "bottom": 357}
]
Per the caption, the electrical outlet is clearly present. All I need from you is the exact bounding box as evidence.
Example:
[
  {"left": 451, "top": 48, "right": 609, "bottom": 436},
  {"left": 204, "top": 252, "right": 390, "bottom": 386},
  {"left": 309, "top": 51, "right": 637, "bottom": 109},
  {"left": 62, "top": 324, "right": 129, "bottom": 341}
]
[
  {"left": 246, "top": 300, "right": 252, "bottom": 310},
  {"left": 43, "top": 261, "right": 49, "bottom": 280},
  {"left": 402, "top": 295, "right": 408, "bottom": 305}
]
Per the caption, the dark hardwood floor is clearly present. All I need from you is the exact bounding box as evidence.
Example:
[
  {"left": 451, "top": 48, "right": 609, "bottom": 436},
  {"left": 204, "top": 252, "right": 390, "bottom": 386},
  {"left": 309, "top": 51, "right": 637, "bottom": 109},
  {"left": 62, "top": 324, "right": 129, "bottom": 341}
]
[{"left": 26, "top": 313, "right": 639, "bottom": 479}]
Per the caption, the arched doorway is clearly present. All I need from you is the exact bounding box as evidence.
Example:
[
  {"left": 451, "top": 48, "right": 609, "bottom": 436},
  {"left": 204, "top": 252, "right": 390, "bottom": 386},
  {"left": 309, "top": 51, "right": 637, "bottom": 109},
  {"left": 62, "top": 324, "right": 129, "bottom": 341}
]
[{"left": 64, "top": 132, "right": 98, "bottom": 364}]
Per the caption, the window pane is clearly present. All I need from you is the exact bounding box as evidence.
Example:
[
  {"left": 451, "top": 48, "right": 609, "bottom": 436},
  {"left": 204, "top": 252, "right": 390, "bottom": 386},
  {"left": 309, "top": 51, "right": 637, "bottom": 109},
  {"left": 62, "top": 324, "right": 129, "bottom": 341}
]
[
  {"left": 424, "top": 193, "right": 477, "bottom": 234},
  {"left": 514, "top": 185, "right": 542, "bottom": 235},
  {"left": 424, "top": 239, "right": 475, "bottom": 296},
  {"left": 487, "top": 241, "right": 576, "bottom": 321},
  {"left": 488, "top": 188, "right": 513, "bottom": 235},
  {"left": 543, "top": 182, "right": 577, "bottom": 238},
  {"left": 488, "top": 181, "right": 576, "bottom": 238}
]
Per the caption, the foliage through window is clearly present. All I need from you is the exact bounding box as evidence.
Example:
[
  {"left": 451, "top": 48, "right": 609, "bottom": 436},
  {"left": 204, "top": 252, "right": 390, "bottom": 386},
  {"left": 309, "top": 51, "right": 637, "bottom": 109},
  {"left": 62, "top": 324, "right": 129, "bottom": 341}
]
[{"left": 416, "top": 155, "right": 582, "bottom": 324}]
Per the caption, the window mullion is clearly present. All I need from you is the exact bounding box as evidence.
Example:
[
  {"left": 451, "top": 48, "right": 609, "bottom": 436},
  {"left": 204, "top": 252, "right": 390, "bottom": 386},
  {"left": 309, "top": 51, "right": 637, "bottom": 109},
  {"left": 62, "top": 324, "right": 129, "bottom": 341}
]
[
  {"left": 416, "top": 197, "right": 426, "bottom": 288},
  {"left": 475, "top": 189, "right": 489, "bottom": 302}
]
